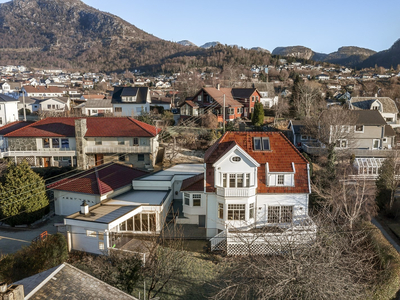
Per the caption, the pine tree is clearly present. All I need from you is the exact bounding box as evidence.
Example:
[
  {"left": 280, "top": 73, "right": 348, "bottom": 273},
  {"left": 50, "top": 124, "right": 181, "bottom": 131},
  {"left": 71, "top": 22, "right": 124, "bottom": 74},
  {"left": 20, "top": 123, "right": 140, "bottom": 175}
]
[
  {"left": 0, "top": 161, "right": 49, "bottom": 226},
  {"left": 252, "top": 101, "right": 265, "bottom": 127}
]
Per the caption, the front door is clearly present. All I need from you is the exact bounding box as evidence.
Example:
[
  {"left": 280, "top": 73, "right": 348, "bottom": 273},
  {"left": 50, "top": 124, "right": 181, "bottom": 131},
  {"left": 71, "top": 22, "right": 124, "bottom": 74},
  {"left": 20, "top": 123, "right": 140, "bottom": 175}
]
[
  {"left": 199, "top": 215, "right": 206, "bottom": 228},
  {"left": 257, "top": 204, "right": 267, "bottom": 224},
  {"left": 95, "top": 154, "right": 104, "bottom": 166},
  {"left": 43, "top": 157, "right": 50, "bottom": 167}
]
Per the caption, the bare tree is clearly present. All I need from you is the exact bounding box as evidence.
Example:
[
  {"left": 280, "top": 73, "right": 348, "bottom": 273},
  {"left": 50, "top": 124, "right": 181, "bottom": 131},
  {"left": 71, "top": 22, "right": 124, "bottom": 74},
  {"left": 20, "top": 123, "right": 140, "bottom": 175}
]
[
  {"left": 293, "top": 83, "right": 323, "bottom": 119},
  {"left": 271, "top": 96, "right": 289, "bottom": 126},
  {"left": 210, "top": 212, "right": 379, "bottom": 300},
  {"left": 376, "top": 150, "right": 400, "bottom": 211}
]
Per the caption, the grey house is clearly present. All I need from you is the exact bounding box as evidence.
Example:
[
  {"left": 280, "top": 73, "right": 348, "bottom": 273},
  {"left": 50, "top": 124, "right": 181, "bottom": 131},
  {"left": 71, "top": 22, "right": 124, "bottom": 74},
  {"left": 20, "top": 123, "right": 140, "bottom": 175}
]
[
  {"left": 300, "top": 110, "right": 396, "bottom": 157},
  {"left": 111, "top": 86, "right": 150, "bottom": 117}
]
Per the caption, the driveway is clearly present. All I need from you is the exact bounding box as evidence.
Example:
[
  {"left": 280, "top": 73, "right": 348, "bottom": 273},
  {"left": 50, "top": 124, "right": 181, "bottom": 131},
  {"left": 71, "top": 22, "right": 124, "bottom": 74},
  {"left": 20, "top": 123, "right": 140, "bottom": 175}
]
[{"left": 0, "top": 215, "right": 65, "bottom": 255}]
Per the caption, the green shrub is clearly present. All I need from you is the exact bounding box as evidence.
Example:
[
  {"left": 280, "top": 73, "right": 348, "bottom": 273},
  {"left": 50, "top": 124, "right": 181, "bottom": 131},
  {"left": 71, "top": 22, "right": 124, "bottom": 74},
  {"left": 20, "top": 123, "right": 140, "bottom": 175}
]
[{"left": 0, "top": 233, "right": 68, "bottom": 283}]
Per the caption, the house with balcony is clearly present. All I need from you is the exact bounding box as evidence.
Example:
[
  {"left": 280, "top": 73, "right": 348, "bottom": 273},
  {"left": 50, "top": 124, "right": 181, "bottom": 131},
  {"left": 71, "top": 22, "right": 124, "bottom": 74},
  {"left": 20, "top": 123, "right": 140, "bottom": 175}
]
[
  {"left": 18, "top": 97, "right": 70, "bottom": 112},
  {"left": 180, "top": 131, "right": 316, "bottom": 255},
  {"left": 22, "top": 85, "right": 64, "bottom": 97},
  {"left": 1, "top": 117, "right": 159, "bottom": 170},
  {"left": 348, "top": 96, "right": 399, "bottom": 127},
  {"left": 111, "top": 86, "right": 151, "bottom": 116}
]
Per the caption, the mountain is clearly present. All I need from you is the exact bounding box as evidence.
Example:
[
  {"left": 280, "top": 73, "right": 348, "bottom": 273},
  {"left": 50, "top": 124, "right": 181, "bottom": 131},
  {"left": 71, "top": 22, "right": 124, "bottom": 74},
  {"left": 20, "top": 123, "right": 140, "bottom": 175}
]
[
  {"left": 272, "top": 46, "right": 314, "bottom": 60},
  {"left": 323, "top": 46, "right": 376, "bottom": 66},
  {"left": 177, "top": 40, "right": 197, "bottom": 47},
  {"left": 0, "top": 0, "right": 195, "bottom": 72},
  {"left": 200, "top": 41, "right": 220, "bottom": 49},
  {"left": 251, "top": 47, "right": 270, "bottom": 54},
  {"left": 359, "top": 39, "right": 400, "bottom": 69}
]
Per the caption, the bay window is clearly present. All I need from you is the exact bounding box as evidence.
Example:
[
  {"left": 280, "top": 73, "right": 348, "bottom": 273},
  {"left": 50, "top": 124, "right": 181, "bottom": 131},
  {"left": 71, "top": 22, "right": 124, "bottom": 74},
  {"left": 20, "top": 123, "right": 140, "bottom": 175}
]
[
  {"left": 218, "top": 203, "right": 224, "bottom": 219},
  {"left": 221, "top": 173, "right": 251, "bottom": 187},
  {"left": 228, "top": 204, "right": 245, "bottom": 220}
]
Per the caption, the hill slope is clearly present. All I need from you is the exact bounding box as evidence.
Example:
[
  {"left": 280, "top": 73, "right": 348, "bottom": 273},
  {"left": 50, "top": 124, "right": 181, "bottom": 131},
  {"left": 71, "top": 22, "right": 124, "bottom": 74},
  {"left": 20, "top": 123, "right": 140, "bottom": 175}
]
[{"left": 359, "top": 39, "right": 400, "bottom": 69}]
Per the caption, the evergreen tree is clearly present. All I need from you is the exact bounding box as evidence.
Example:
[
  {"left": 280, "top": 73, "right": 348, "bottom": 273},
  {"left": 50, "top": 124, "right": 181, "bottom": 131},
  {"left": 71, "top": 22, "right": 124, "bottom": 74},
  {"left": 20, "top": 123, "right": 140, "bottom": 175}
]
[
  {"left": 0, "top": 161, "right": 49, "bottom": 226},
  {"left": 252, "top": 101, "right": 265, "bottom": 127}
]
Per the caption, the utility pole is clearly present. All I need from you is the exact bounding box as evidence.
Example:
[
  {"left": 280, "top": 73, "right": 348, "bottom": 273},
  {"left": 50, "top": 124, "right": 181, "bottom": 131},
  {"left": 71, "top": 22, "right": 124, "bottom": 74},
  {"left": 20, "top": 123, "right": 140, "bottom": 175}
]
[
  {"left": 21, "top": 83, "right": 26, "bottom": 121},
  {"left": 223, "top": 94, "right": 226, "bottom": 133}
]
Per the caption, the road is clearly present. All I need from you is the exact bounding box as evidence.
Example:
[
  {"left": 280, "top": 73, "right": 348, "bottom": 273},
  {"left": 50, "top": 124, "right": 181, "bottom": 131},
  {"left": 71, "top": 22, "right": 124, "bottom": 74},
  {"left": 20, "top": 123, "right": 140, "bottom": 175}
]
[{"left": 0, "top": 215, "right": 64, "bottom": 255}]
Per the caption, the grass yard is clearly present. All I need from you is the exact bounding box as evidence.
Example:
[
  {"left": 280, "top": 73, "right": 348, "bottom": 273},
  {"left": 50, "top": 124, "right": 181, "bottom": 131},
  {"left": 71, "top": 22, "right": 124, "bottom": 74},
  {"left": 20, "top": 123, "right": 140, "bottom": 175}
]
[{"left": 132, "top": 252, "right": 226, "bottom": 300}]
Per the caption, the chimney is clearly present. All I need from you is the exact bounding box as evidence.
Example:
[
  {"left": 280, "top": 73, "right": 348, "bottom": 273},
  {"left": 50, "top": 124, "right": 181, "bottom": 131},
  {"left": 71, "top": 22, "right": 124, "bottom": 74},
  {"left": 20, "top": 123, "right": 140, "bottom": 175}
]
[
  {"left": 375, "top": 93, "right": 378, "bottom": 98},
  {"left": 80, "top": 201, "right": 89, "bottom": 215},
  {"left": 0, "top": 283, "right": 24, "bottom": 300},
  {"left": 217, "top": 83, "right": 220, "bottom": 90}
]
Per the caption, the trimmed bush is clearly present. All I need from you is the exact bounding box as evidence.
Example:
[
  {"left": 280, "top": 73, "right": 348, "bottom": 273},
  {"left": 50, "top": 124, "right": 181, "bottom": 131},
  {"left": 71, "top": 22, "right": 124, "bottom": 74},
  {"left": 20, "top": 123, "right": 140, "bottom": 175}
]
[{"left": 0, "top": 233, "right": 68, "bottom": 283}]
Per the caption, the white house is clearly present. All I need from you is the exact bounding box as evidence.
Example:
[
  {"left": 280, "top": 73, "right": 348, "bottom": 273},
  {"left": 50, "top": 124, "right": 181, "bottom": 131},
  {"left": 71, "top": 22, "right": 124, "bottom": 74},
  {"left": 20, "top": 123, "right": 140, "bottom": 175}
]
[
  {"left": 0, "top": 94, "right": 19, "bottom": 126},
  {"left": 259, "top": 91, "right": 278, "bottom": 108},
  {"left": 22, "top": 86, "right": 64, "bottom": 97},
  {"left": 75, "top": 98, "right": 113, "bottom": 116},
  {"left": 315, "top": 74, "right": 329, "bottom": 81},
  {"left": 112, "top": 86, "right": 150, "bottom": 116},
  {"left": 63, "top": 164, "right": 203, "bottom": 255}
]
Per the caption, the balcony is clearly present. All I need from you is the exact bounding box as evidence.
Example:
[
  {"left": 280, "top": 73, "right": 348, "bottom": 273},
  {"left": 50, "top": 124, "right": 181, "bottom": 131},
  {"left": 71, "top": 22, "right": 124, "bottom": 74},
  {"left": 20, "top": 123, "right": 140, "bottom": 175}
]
[
  {"left": 85, "top": 145, "right": 151, "bottom": 154},
  {"left": 1, "top": 147, "right": 76, "bottom": 158},
  {"left": 216, "top": 186, "right": 256, "bottom": 197}
]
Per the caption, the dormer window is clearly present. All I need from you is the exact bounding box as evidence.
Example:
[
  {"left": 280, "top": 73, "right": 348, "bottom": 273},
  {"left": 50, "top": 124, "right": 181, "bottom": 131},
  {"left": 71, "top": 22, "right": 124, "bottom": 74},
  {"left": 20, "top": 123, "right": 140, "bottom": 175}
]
[{"left": 253, "top": 137, "right": 270, "bottom": 151}]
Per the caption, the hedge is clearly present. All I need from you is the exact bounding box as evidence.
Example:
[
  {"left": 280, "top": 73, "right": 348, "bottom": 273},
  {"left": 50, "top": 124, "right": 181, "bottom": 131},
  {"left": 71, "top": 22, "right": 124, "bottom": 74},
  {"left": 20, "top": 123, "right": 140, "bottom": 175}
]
[{"left": 367, "top": 223, "right": 400, "bottom": 300}]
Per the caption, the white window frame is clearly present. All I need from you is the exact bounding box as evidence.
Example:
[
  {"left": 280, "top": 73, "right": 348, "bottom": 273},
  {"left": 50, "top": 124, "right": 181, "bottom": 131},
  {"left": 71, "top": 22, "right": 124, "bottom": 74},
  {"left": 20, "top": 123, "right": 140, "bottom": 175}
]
[
  {"left": 355, "top": 125, "right": 364, "bottom": 133},
  {"left": 383, "top": 138, "right": 388, "bottom": 143},
  {"left": 227, "top": 204, "right": 246, "bottom": 221},
  {"left": 267, "top": 206, "right": 293, "bottom": 224},
  {"left": 300, "top": 135, "right": 308, "bottom": 141},
  {"left": 192, "top": 194, "right": 201, "bottom": 207},
  {"left": 253, "top": 137, "right": 270, "bottom": 151},
  {"left": 218, "top": 203, "right": 224, "bottom": 219},
  {"left": 86, "top": 230, "right": 97, "bottom": 238},
  {"left": 277, "top": 174, "right": 284, "bottom": 185}
]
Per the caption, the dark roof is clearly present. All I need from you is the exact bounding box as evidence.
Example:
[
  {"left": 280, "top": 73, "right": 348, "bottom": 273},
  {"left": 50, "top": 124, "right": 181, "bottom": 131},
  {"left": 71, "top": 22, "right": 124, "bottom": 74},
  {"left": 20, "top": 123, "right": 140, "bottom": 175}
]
[
  {"left": 179, "top": 100, "right": 198, "bottom": 108},
  {"left": 181, "top": 173, "right": 204, "bottom": 192},
  {"left": 47, "top": 162, "right": 148, "bottom": 195},
  {"left": 0, "top": 94, "right": 19, "bottom": 102},
  {"left": 111, "top": 87, "right": 148, "bottom": 104},
  {"left": 231, "top": 88, "right": 258, "bottom": 99},
  {"left": 384, "top": 125, "right": 395, "bottom": 137},
  {"left": 351, "top": 110, "right": 387, "bottom": 126},
  {"left": 288, "top": 120, "right": 305, "bottom": 134},
  {"left": 5, "top": 117, "right": 158, "bottom": 137},
  {"left": 14, "top": 263, "right": 137, "bottom": 300}
]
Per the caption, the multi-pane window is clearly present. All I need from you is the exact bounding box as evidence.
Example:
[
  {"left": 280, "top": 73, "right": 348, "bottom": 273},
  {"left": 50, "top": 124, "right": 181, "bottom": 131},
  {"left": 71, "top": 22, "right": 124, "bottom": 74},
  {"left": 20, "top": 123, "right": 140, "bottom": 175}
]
[
  {"left": 232, "top": 156, "right": 241, "bottom": 162},
  {"left": 277, "top": 175, "right": 284, "bottom": 185},
  {"left": 228, "top": 204, "right": 245, "bottom": 220},
  {"left": 249, "top": 203, "right": 255, "bottom": 219},
  {"left": 193, "top": 194, "right": 201, "bottom": 206},
  {"left": 52, "top": 138, "right": 60, "bottom": 148},
  {"left": 218, "top": 203, "right": 224, "bottom": 219},
  {"left": 336, "top": 139, "right": 347, "bottom": 148},
  {"left": 95, "top": 138, "right": 102, "bottom": 145},
  {"left": 43, "top": 138, "right": 50, "bottom": 148},
  {"left": 184, "top": 193, "right": 190, "bottom": 205},
  {"left": 138, "top": 154, "right": 145, "bottom": 161},
  {"left": 253, "top": 137, "right": 270, "bottom": 151},
  {"left": 133, "top": 137, "right": 139, "bottom": 145},
  {"left": 115, "top": 107, "right": 122, "bottom": 113},
  {"left": 98, "top": 232, "right": 104, "bottom": 240},
  {"left": 130, "top": 213, "right": 156, "bottom": 232},
  {"left": 267, "top": 206, "right": 293, "bottom": 223},
  {"left": 99, "top": 242, "right": 104, "bottom": 250},
  {"left": 222, "top": 173, "right": 250, "bottom": 187}
]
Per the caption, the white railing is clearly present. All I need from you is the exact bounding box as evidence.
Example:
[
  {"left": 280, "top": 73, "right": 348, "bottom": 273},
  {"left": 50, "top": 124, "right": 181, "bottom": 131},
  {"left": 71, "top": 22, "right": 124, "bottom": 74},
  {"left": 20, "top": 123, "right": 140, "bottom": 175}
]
[
  {"left": 85, "top": 146, "right": 151, "bottom": 154},
  {"left": 1, "top": 147, "right": 76, "bottom": 157},
  {"left": 216, "top": 187, "right": 256, "bottom": 197},
  {"left": 210, "top": 229, "right": 227, "bottom": 251}
]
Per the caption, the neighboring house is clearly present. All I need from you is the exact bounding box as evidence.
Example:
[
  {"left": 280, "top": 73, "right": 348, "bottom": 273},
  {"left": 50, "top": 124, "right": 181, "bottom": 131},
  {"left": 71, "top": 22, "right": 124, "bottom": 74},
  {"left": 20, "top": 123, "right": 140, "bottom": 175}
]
[
  {"left": 49, "top": 162, "right": 148, "bottom": 215},
  {"left": 259, "top": 91, "right": 278, "bottom": 108},
  {"left": 315, "top": 74, "right": 330, "bottom": 80},
  {"left": 185, "top": 86, "right": 244, "bottom": 122},
  {"left": 0, "top": 94, "right": 19, "bottom": 126},
  {"left": 0, "top": 121, "right": 32, "bottom": 149},
  {"left": 18, "top": 97, "right": 70, "bottom": 112},
  {"left": 300, "top": 110, "right": 396, "bottom": 157},
  {"left": 180, "top": 131, "right": 315, "bottom": 255},
  {"left": 150, "top": 97, "right": 172, "bottom": 110},
  {"left": 1, "top": 117, "right": 159, "bottom": 170},
  {"left": 231, "top": 88, "right": 262, "bottom": 118},
  {"left": 64, "top": 164, "right": 203, "bottom": 255},
  {"left": 22, "top": 86, "right": 64, "bottom": 97},
  {"left": 348, "top": 96, "right": 399, "bottom": 126},
  {"left": 12, "top": 263, "right": 138, "bottom": 300},
  {"left": 179, "top": 100, "right": 199, "bottom": 116},
  {"left": 82, "top": 80, "right": 94, "bottom": 89},
  {"left": 80, "top": 94, "right": 105, "bottom": 101},
  {"left": 111, "top": 86, "right": 151, "bottom": 117},
  {"left": 75, "top": 98, "right": 113, "bottom": 116},
  {"left": 287, "top": 120, "right": 315, "bottom": 148}
]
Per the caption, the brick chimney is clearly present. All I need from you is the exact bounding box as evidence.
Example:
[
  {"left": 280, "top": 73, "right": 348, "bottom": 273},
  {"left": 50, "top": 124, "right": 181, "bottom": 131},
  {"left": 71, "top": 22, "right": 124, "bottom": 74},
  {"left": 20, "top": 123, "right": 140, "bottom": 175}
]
[{"left": 0, "top": 282, "right": 24, "bottom": 300}]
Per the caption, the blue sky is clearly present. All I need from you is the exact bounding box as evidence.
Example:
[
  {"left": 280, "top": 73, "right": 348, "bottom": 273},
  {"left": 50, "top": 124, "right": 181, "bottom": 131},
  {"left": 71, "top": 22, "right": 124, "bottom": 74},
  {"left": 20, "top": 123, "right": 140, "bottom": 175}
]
[{"left": 2, "top": 0, "right": 400, "bottom": 54}]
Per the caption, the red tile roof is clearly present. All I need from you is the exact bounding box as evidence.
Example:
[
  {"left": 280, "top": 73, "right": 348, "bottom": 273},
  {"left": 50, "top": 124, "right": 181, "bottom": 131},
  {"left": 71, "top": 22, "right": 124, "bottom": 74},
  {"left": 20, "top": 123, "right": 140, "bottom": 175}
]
[
  {"left": 205, "top": 131, "right": 309, "bottom": 194},
  {"left": 181, "top": 173, "right": 204, "bottom": 192},
  {"left": 4, "top": 117, "right": 158, "bottom": 138},
  {"left": 47, "top": 162, "right": 148, "bottom": 195},
  {"left": 0, "top": 121, "right": 33, "bottom": 136}
]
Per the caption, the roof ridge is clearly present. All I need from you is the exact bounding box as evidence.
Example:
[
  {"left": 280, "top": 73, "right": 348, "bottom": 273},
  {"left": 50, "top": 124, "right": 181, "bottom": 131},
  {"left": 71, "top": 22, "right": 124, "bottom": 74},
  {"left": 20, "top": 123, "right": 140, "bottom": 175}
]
[
  {"left": 4, "top": 117, "right": 42, "bottom": 137},
  {"left": 128, "top": 117, "right": 157, "bottom": 136}
]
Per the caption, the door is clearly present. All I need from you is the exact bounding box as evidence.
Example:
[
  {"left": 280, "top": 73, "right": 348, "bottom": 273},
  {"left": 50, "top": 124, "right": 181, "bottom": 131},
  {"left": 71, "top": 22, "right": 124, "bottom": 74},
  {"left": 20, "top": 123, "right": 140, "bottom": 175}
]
[
  {"left": 95, "top": 154, "right": 104, "bottom": 166},
  {"left": 199, "top": 215, "right": 206, "bottom": 228},
  {"left": 257, "top": 204, "right": 267, "bottom": 224},
  {"left": 43, "top": 157, "right": 50, "bottom": 167},
  {"left": 372, "top": 139, "right": 380, "bottom": 149}
]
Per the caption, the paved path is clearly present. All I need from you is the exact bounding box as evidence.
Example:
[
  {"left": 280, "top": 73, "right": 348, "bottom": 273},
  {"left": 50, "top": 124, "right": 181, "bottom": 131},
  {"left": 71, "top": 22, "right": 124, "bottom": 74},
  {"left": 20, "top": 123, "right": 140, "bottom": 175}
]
[{"left": 0, "top": 215, "right": 64, "bottom": 255}]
